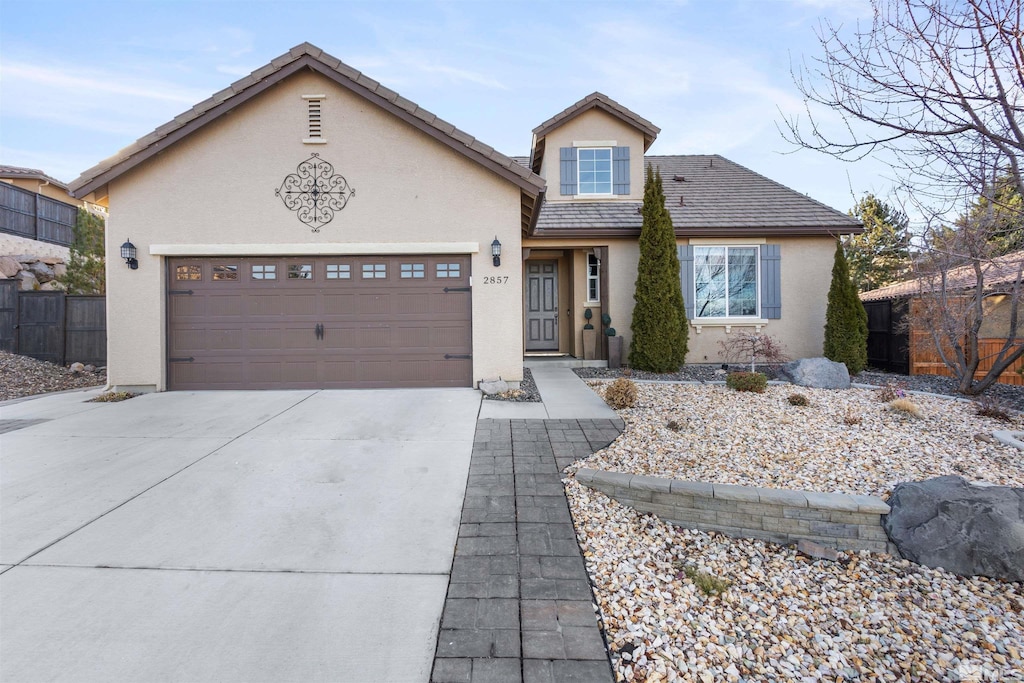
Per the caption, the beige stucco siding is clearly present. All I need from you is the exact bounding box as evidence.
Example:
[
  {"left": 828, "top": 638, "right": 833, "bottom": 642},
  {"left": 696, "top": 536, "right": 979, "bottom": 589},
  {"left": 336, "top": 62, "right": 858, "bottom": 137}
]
[
  {"left": 537, "top": 109, "right": 645, "bottom": 202},
  {"left": 105, "top": 69, "right": 524, "bottom": 390},
  {"left": 526, "top": 235, "right": 835, "bottom": 365}
]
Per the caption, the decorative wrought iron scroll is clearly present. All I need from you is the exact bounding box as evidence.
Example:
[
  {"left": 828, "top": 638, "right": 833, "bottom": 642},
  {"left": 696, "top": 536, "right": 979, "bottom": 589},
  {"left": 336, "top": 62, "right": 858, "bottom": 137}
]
[{"left": 275, "top": 153, "right": 355, "bottom": 232}]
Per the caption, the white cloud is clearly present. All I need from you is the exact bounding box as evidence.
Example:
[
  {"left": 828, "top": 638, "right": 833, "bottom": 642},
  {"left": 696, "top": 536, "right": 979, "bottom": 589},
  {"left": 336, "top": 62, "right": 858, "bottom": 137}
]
[{"left": 0, "top": 62, "right": 204, "bottom": 104}]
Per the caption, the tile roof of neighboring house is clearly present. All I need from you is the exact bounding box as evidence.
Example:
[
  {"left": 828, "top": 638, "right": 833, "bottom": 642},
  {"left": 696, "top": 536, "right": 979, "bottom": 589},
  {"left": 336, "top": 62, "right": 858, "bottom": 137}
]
[
  {"left": 532, "top": 92, "right": 660, "bottom": 147},
  {"left": 860, "top": 249, "right": 1024, "bottom": 301},
  {"left": 68, "top": 43, "right": 545, "bottom": 201},
  {"left": 0, "top": 165, "right": 68, "bottom": 190},
  {"left": 532, "top": 155, "right": 862, "bottom": 237}
]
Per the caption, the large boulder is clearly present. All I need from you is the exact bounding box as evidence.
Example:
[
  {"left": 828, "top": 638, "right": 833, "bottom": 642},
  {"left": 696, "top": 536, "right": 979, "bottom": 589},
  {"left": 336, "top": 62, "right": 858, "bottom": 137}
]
[
  {"left": 479, "top": 378, "right": 509, "bottom": 396},
  {"left": 29, "top": 260, "right": 55, "bottom": 283},
  {"left": 0, "top": 255, "right": 21, "bottom": 279},
  {"left": 884, "top": 476, "right": 1024, "bottom": 581},
  {"left": 778, "top": 357, "right": 851, "bottom": 389}
]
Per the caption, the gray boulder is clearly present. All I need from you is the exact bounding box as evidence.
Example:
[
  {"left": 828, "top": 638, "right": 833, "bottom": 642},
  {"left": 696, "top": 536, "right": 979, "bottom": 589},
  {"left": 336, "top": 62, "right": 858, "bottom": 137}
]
[
  {"left": 29, "top": 261, "right": 55, "bottom": 283},
  {"left": 0, "top": 255, "right": 21, "bottom": 279},
  {"left": 479, "top": 378, "right": 509, "bottom": 395},
  {"left": 779, "top": 357, "right": 851, "bottom": 389},
  {"left": 17, "top": 271, "right": 38, "bottom": 291},
  {"left": 884, "top": 476, "right": 1024, "bottom": 581}
]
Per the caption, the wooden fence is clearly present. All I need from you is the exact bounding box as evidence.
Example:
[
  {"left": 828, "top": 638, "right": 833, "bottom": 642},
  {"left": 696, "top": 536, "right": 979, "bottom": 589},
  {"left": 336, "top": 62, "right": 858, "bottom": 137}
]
[
  {"left": 0, "top": 182, "right": 76, "bottom": 247},
  {"left": 0, "top": 280, "right": 106, "bottom": 366},
  {"left": 911, "top": 330, "right": 1024, "bottom": 386}
]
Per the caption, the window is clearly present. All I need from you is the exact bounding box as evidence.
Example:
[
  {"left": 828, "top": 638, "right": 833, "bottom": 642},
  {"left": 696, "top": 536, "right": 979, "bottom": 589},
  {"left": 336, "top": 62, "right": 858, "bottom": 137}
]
[
  {"left": 400, "top": 263, "right": 425, "bottom": 279},
  {"left": 578, "top": 148, "right": 612, "bottom": 195},
  {"left": 212, "top": 264, "right": 238, "bottom": 281},
  {"left": 436, "top": 262, "right": 461, "bottom": 278},
  {"left": 288, "top": 264, "right": 313, "bottom": 280},
  {"left": 362, "top": 263, "right": 386, "bottom": 279},
  {"left": 176, "top": 265, "right": 201, "bottom": 281},
  {"left": 693, "top": 246, "right": 758, "bottom": 318},
  {"left": 326, "top": 264, "right": 350, "bottom": 279},
  {"left": 252, "top": 264, "right": 276, "bottom": 280},
  {"left": 587, "top": 254, "right": 600, "bottom": 302}
]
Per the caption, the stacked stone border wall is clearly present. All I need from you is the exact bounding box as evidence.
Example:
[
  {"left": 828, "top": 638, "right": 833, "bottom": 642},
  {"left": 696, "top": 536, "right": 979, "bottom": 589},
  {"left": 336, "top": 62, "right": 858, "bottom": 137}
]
[{"left": 575, "top": 468, "right": 896, "bottom": 555}]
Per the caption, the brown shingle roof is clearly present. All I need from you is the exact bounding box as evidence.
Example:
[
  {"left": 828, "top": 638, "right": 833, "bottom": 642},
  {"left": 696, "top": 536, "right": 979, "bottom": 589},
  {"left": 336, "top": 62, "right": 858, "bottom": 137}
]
[
  {"left": 0, "top": 165, "right": 68, "bottom": 190},
  {"left": 69, "top": 42, "right": 545, "bottom": 199},
  {"left": 532, "top": 92, "right": 660, "bottom": 148},
  {"left": 532, "top": 155, "right": 862, "bottom": 237},
  {"left": 860, "top": 250, "right": 1024, "bottom": 301}
]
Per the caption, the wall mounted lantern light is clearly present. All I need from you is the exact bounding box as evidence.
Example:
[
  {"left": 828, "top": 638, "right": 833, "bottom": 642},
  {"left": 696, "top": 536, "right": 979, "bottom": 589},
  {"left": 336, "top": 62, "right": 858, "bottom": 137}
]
[
  {"left": 491, "top": 237, "right": 502, "bottom": 267},
  {"left": 120, "top": 239, "right": 138, "bottom": 270}
]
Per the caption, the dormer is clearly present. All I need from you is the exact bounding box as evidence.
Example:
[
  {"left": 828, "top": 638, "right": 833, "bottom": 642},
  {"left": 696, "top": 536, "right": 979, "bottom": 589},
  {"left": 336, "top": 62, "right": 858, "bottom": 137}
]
[{"left": 529, "top": 92, "right": 659, "bottom": 202}]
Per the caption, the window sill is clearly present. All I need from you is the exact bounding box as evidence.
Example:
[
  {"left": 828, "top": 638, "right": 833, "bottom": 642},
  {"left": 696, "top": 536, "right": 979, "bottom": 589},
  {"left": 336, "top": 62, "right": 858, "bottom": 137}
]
[{"left": 690, "top": 319, "right": 770, "bottom": 334}]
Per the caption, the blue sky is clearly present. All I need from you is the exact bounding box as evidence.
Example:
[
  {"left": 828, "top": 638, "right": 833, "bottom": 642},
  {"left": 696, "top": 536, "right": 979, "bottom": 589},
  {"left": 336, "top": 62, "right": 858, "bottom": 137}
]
[{"left": 0, "top": 0, "right": 890, "bottom": 215}]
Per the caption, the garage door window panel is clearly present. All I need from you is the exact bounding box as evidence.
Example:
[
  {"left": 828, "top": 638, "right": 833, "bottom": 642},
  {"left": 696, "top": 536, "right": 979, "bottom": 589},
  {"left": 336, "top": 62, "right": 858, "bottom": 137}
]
[
  {"left": 288, "top": 264, "right": 314, "bottom": 280},
  {"left": 176, "top": 265, "right": 202, "bottom": 281},
  {"left": 212, "top": 265, "right": 238, "bottom": 281},
  {"left": 252, "top": 264, "right": 277, "bottom": 280},
  {"left": 436, "top": 263, "right": 461, "bottom": 278},
  {"left": 401, "top": 263, "right": 425, "bottom": 279},
  {"left": 326, "top": 263, "right": 351, "bottom": 279},
  {"left": 362, "top": 264, "right": 387, "bottom": 279}
]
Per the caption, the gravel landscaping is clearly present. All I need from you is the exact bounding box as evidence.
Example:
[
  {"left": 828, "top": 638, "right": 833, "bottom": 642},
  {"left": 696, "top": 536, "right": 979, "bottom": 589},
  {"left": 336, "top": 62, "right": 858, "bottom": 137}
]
[
  {"left": 563, "top": 378, "right": 1024, "bottom": 682},
  {"left": 575, "top": 382, "right": 1023, "bottom": 499},
  {"left": 567, "top": 480, "right": 1024, "bottom": 683},
  {"left": 0, "top": 351, "right": 105, "bottom": 401},
  {"left": 482, "top": 367, "right": 542, "bottom": 402}
]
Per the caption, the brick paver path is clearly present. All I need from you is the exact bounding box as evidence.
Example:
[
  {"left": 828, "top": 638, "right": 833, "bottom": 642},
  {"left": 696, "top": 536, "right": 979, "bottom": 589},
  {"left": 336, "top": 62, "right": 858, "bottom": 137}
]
[{"left": 431, "top": 418, "right": 623, "bottom": 683}]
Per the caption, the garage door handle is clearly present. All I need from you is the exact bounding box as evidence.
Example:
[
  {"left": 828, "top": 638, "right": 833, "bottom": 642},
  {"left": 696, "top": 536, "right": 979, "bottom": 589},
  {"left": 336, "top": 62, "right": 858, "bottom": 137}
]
[
  {"left": 444, "top": 354, "right": 472, "bottom": 360},
  {"left": 169, "top": 357, "right": 194, "bottom": 363},
  {"left": 314, "top": 323, "right": 324, "bottom": 340}
]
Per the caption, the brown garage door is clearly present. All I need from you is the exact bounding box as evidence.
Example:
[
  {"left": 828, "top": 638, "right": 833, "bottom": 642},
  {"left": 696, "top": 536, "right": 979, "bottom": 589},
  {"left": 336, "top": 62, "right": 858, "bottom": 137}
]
[{"left": 167, "top": 255, "right": 472, "bottom": 390}]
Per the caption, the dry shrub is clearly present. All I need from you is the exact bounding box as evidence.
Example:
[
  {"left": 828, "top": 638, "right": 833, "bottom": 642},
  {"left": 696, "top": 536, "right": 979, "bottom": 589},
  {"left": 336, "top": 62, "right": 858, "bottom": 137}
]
[
  {"left": 604, "top": 377, "right": 638, "bottom": 409},
  {"left": 843, "top": 407, "right": 863, "bottom": 425},
  {"left": 787, "top": 393, "right": 810, "bottom": 406},
  {"left": 890, "top": 398, "right": 923, "bottom": 418},
  {"left": 975, "top": 395, "right": 1012, "bottom": 422},
  {"left": 877, "top": 380, "right": 907, "bottom": 402}
]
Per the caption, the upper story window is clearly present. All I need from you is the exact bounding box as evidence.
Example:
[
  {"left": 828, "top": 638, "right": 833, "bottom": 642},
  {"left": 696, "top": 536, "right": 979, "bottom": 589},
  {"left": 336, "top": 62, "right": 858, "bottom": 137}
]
[
  {"left": 577, "top": 148, "right": 612, "bottom": 195},
  {"left": 587, "top": 254, "right": 600, "bottom": 302},
  {"left": 693, "top": 246, "right": 758, "bottom": 318}
]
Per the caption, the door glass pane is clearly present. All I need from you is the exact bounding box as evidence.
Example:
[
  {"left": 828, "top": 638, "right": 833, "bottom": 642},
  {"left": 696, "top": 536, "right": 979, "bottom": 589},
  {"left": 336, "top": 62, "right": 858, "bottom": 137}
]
[{"left": 212, "top": 264, "right": 238, "bottom": 281}]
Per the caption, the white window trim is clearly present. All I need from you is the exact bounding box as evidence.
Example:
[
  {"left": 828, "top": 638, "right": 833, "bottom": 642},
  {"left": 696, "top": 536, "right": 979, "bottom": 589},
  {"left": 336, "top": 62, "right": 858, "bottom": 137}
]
[
  {"left": 576, "top": 147, "right": 613, "bottom": 197},
  {"left": 693, "top": 245, "right": 761, "bottom": 320},
  {"left": 586, "top": 253, "right": 600, "bottom": 303}
]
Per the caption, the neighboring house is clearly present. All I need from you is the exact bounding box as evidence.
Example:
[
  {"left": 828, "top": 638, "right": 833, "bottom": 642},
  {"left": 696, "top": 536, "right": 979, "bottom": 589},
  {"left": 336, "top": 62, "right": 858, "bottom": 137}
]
[
  {"left": 0, "top": 166, "right": 104, "bottom": 259},
  {"left": 68, "top": 43, "right": 861, "bottom": 392},
  {"left": 861, "top": 250, "right": 1024, "bottom": 384}
]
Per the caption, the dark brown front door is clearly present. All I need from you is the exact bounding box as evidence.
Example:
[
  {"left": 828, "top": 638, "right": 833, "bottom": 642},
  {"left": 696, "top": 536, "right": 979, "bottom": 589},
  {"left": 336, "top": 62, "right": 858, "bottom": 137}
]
[
  {"left": 166, "top": 255, "right": 472, "bottom": 390},
  {"left": 525, "top": 260, "right": 558, "bottom": 351}
]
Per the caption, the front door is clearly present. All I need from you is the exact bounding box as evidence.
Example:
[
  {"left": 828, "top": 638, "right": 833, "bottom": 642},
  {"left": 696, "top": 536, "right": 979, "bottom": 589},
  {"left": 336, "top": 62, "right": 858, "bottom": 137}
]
[{"left": 525, "top": 260, "right": 558, "bottom": 351}]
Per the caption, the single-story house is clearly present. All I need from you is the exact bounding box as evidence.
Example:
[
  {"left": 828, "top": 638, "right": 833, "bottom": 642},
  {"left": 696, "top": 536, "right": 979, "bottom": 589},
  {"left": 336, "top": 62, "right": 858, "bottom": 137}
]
[
  {"left": 68, "top": 43, "right": 861, "bottom": 392},
  {"left": 861, "top": 250, "right": 1024, "bottom": 384}
]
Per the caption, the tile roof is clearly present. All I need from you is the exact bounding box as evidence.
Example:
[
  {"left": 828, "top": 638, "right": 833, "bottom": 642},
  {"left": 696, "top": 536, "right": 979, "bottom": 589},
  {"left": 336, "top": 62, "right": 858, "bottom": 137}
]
[
  {"left": 860, "top": 250, "right": 1024, "bottom": 301},
  {"left": 0, "top": 165, "right": 68, "bottom": 190},
  {"left": 69, "top": 43, "right": 544, "bottom": 199},
  {"left": 533, "top": 155, "right": 862, "bottom": 237},
  {"left": 532, "top": 92, "right": 660, "bottom": 148}
]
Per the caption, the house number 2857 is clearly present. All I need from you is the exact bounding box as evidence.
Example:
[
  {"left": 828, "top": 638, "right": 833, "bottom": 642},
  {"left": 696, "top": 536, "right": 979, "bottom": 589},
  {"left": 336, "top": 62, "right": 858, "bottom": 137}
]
[{"left": 483, "top": 276, "right": 509, "bottom": 284}]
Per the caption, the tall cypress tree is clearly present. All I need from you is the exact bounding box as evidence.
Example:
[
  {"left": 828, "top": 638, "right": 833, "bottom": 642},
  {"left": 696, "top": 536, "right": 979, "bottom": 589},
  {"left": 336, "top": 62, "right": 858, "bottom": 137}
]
[
  {"left": 58, "top": 208, "right": 106, "bottom": 294},
  {"left": 630, "top": 165, "right": 689, "bottom": 372},
  {"left": 823, "top": 240, "right": 868, "bottom": 374}
]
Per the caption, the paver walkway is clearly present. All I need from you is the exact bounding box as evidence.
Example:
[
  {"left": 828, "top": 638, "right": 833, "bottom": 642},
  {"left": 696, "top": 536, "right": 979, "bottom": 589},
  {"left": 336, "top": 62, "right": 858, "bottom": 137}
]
[{"left": 431, "top": 417, "right": 623, "bottom": 683}]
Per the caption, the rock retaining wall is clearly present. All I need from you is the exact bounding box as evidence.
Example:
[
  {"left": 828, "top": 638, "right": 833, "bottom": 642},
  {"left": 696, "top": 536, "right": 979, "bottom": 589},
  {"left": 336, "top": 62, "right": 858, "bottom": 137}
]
[
  {"left": 575, "top": 468, "right": 895, "bottom": 555},
  {"left": 0, "top": 253, "right": 67, "bottom": 290}
]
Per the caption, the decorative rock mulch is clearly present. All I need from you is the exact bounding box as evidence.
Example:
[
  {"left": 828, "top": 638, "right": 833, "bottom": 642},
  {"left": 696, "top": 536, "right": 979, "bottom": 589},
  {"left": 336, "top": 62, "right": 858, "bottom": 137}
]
[
  {"left": 573, "top": 382, "right": 1024, "bottom": 499},
  {"left": 0, "top": 351, "right": 105, "bottom": 401},
  {"left": 566, "top": 480, "right": 1024, "bottom": 683},
  {"left": 483, "top": 367, "right": 542, "bottom": 402}
]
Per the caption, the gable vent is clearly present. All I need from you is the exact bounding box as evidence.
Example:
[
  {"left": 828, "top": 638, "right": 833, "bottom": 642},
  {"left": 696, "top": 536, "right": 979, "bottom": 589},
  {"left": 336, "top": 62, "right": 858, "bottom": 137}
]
[{"left": 302, "top": 94, "right": 326, "bottom": 144}]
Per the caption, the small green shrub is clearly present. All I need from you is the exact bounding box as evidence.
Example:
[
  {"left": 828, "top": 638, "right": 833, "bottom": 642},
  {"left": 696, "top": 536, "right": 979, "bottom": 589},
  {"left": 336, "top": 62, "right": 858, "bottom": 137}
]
[
  {"left": 787, "top": 393, "right": 810, "bottom": 406},
  {"left": 725, "top": 371, "right": 767, "bottom": 393},
  {"left": 676, "top": 564, "right": 730, "bottom": 596},
  {"left": 975, "top": 395, "right": 1012, "bottom": 422},
  {"left": 604, "top": 377, "right": 638, "bottom": 409}
]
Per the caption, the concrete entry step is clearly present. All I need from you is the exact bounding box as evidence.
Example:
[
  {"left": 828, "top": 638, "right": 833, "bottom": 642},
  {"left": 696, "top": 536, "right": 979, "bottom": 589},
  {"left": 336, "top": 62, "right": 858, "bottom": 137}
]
[{"left": 524, "top": 357, "right": 607, "bottom": 369}]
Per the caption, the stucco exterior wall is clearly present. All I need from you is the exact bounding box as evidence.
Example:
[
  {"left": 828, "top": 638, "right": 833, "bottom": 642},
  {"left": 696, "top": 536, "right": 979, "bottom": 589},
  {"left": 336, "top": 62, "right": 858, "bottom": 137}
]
[
  {"left": 105, "top": 69, "right": 524, "bottom": 391},
  {"left": 526, "top": 235, "right": 835, "bottom": 365},
  {"left": 537, "top": 109, "right": 645, "bottom": 202}
]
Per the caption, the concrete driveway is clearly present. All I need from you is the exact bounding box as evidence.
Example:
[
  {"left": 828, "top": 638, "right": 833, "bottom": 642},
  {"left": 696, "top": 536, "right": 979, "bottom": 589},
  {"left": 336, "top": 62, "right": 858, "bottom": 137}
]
[{"left": 0, "top": 388, "right": 481, "bottom": 682}]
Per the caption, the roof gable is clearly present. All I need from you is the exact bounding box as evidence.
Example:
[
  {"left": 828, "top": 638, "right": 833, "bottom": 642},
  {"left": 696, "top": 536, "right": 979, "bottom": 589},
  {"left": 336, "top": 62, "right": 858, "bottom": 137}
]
[
  {"left": 0, "top": 165, "right": 68, "bottom": 190},
  {"left": 861, "top": 249, "right": 1024, "bottom": 301},
  {"left": 69, "top": 43, "right": 544, "bottom": 200}
]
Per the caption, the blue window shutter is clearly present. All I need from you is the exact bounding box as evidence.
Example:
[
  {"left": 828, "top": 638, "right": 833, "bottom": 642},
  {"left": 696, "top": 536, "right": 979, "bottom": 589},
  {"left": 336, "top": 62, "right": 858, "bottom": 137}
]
[
  {"left": 613, "top": 147, "right": 630, "bottom": 195},
  {"left": 678, "top": 245, "right": 694, "bottom": 320},
  {"left": 760, "top": 244, "right": 782, "bottom": 319},
  {"left": 560, "top": 147, "right": 577, "bottom": 195}
]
